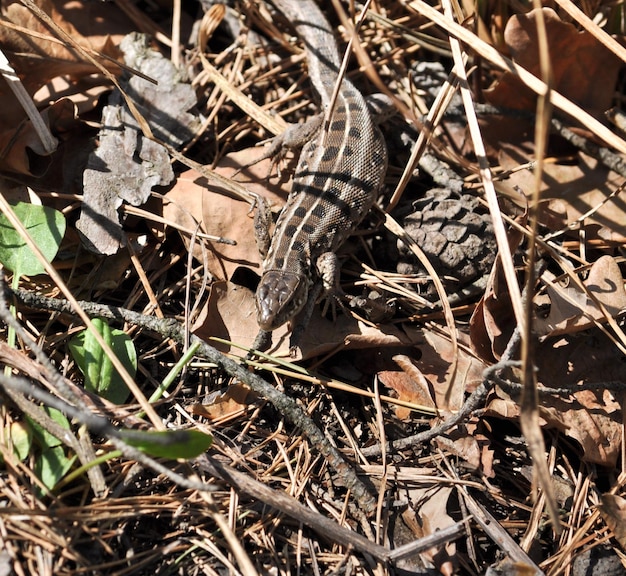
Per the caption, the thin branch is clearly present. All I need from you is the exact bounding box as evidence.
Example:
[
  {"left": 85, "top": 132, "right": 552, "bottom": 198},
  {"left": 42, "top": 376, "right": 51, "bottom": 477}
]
[{"left": 12, "top": 288, "right": 378, "bottom": 515}]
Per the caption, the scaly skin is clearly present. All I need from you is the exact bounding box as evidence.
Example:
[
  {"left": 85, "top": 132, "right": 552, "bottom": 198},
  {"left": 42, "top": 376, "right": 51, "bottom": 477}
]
[{"left": 255, "top": 0, "right": 388, "bottom": 332}]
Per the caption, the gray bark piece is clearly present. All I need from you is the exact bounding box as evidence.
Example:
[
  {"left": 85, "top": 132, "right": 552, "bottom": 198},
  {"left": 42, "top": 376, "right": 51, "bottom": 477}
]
[{"left": 78, "top": 33, "right": 201, "bottom": 254}]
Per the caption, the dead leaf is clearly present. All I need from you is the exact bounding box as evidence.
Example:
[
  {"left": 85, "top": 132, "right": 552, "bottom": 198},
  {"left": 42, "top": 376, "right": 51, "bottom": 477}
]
[
  {"left": 498, "top": 150, "right": 626, "bottom": 242},
  {"left": 485, "top": 330, "right": 623, "bottom": 466},
  {"left": 470, "top": 267, "right": 516, "bottom": 362},
  {"left": 0, "top": 98, "right": 75, "bottom": 176},
  {"left": 486, "top": 8, "right": 621, "bottom": 117},
  {"left": 163, "top": 148, "right": 291, "bottom": 282},
  {"left": 402, "top": 486, "right": 457, "bottom": 574},
  {"left": 187, "top": 383, "right": 258, "bottom": 423},
  {"left": 77, "top": 33, "right": 201, "bottom": 254},
  {"left": 535, "top": 255, "right": 626, "bottom": 337},
  {"left": 192, "top": 280, "right": 285, "bottom": 353},
  {"left": 381, "top": 328, "right": 486, "bottom": 418},
  {"left": 435, "top": 431, "right": 482, "bottom": 471},
  {"left": 378, "top": 359, "right": 437, "bottom": 420},
  {"left": 53, "top": 0, "right": 135, "bottom": 52},
  {"left": 421, "top": 328, "right": 486, "bottom": 409},
  {"left": 193, "top": 280, "right": 421, "bottom": 359},
  {"left": 0, "top": 0, "right": 122, "bottom": 177},
  {"left": 598, "top": 494, "right": 626, "bottom": 551}
]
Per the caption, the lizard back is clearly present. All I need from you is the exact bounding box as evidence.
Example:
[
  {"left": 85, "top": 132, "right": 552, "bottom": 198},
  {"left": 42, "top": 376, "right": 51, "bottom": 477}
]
[{"left": 256, "top": 0, "right": 388, "bottom": 331}]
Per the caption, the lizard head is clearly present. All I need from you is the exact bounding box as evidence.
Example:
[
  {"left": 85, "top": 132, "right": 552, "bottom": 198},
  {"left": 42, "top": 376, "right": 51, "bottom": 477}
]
[{"left": 256, "top": 270, "right": 309, "bottom": 331}]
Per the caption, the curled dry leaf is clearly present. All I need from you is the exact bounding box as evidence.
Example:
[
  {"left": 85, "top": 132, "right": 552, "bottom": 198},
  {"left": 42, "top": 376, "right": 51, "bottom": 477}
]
[
  {"left": 162, "top": 147, "right": 291, "bottom": 282},
  {"left": 470, "top": 265, "right": 516, "bottom": 363},
  {"left": 598, "top": 494, "right": 626, "bottom": 551},
  {"left": 0, "top": 0, "right": 122, "bottom": 176},
  {"left": 0, "top": 98, "right": 75, "bottom": 176},
  {"left": 486, "top": 8, "right": 621, "bottom": 117},
  {"left": 378, "top": 356, "right": 437, "bottom": 420},
  {"left": 399, "top": 487, "right": 456, "bottom": 575},
  {"left": 380, "top": 329, "right": 486, "bottom": 415},
  {"left": 486, "top": 330, "right": 623, "bottom": 466},
  {"left": 535, "top": 255, "right": 626, "bottom": 337},
  {"left": 379, "top": 330, "right": 494, "bottom": 475},
  {"left": 474, "top": 254, "right": 624, "bottom": 466},
  {"left": 478, "top": 8, "right": 626, "bottom": 245}
]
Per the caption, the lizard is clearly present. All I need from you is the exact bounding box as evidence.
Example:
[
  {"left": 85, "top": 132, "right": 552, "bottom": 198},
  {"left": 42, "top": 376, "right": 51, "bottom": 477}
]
[{"left": 254, "top": 0, "right": 389, "bottom": 350}]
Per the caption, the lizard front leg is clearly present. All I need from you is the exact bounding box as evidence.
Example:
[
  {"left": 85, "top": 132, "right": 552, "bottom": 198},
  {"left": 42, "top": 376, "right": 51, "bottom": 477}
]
[{"left": 287, "top": 253, "right": 345, "bottom": 355}]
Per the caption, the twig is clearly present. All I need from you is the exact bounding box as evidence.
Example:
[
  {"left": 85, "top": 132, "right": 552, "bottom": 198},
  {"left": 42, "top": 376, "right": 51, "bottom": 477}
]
[
  {"left": 361, "top": 380, "right": 490, "bottom": 458},
  {"left": 12, "top": 288, "right": 378, "bottom": 515},
  {"left": 550, "top": 116, "right": 626, "bottom": 179},
  {"left": 196, "top": 454, "right": 392, "bottom": 562},
  {"left": 0, "top": 374, "right": 259, "bottom": 575},
  {"left": 361, "top": 335, "right": 522, "bottom": 459},
  {"left": 460, "top": 488, "right": 545, "bottom": 575}
]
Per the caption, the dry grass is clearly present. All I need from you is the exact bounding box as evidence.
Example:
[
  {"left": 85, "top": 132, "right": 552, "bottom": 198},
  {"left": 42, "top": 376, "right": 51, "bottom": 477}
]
[{"left": 0, "top": 0, "right": 625, "bottom": 574}]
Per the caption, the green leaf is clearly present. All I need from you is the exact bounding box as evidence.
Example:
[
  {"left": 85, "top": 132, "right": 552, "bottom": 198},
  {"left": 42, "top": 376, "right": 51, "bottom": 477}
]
[
  {"left": 68, "top": 318, "right": 136, "bottom": 404},
  {"left": 119, "top": 429, "right": 213, "bottom": 460},
  {"left": 0, "top": 202, "right": 66, "bottom": 278},
  {"left": 0, "top": 421, "right": 32, "bottom": 464},
  {"left": 27, "top": 406, "right": 70, "bottom": 450},
  {"left": 34, "top": 445, "right": 76, "bottom": 491},
  {"left": 8, "top": 421, "right": 32, "bottom": 461}
]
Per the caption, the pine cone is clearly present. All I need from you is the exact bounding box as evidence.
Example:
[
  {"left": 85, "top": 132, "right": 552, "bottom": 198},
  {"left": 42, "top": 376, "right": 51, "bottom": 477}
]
[{"left": 392, "top": 188, "right": 497, "bottom": 298}]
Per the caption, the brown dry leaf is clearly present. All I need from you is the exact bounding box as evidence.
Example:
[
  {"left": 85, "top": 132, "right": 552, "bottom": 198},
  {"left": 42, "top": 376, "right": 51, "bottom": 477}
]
[
  {"left": 401, "top": 487, "right": 456, "bottom": 574},
  {"left": 378, "top": 359, "right": 437, "bottom": 420},
  {"left": 0, "top": 0, "right": 118, "bottom": 97},
  {"left": 497, "top": 150, "right": 626, "bottom": 242},
  {"left": 53, "top": 0, "right": 135, "bottom": 50},
  {"left": 487, "top": 388, "right": 621, "bottom": 466},
  {"left": 598, "top": 494, "right": 626, "bottom": 551},
  {"left": 436, "top": 430, "right": 482, "bottom": 471},
  {"left": 379, "top": 331, "right": 493, "bottom": 474},
  {"left": 535, "top": 255, "right": 626, "bottom": 337},
  {"left": 0, "top": 1, "right": 122, "bottom": 175},
  {"left": 193, "top": 281, "right": 420, "bottom": 358},
  {"left": 0, "top": 98, "right": 76, "bottom": 176},
  {"left": 486, "top": 330, "right": 623, "bottom": 466},
  {"left": 163, "top": 171, "right": 260, "bottom": 280},
  {"left": 421, "top": 328, "right": 486, "bottom": 409},
  {"left": 379, "top": 329, "right": 486, "bottom": 418},
  {"left": 485, "top": 8, "right": 621, "bottom": 117},
  {"left": 163, "top": 148, "right": 291, "bottom": 282},
  {"left": 187, "top": 383, "right": 258, "bottom": 422},
  {"left": 534, "top": 332, "right": 623, "bottom": 466},
  {"left": 30, "top": 2, "right": 133, "bottom": 119},
  {"left": 434, "top": 415, "right": 495, "bottom": 477},
  {"left": 470, "top": 268, "right": 516, "bottom": 362},
  {"left": 192, "top": 280, "right": 287, "bottom": 353},
  {"left": 478, "top": 8, "right": 626, "bottom": 240}
]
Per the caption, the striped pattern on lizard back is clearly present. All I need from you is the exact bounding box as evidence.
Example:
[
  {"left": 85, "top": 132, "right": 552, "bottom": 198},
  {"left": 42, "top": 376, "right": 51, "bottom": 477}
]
[{"left": 255, "top": 0, "right": 388, "bottom": 331}]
